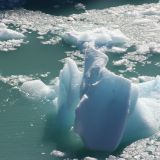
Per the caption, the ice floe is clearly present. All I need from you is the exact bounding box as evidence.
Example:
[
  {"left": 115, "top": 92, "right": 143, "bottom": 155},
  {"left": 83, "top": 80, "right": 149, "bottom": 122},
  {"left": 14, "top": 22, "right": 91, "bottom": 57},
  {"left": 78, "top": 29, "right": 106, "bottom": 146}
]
[
  {"left": 63, "top": 28, "right": 129, "bottom": 50},
  {"left": 0, "top": 23, "right": 24, "bottom": 40},
  {"left": 0, "top": 22, "right": 25, "bottom": 51}
]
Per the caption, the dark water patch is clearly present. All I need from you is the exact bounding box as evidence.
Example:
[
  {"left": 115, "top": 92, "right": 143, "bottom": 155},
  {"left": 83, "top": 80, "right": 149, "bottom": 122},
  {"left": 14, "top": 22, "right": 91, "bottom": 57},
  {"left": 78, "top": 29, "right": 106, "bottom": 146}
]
[{"left": 24, "top": 0, "right": 159, "bottom": 16}]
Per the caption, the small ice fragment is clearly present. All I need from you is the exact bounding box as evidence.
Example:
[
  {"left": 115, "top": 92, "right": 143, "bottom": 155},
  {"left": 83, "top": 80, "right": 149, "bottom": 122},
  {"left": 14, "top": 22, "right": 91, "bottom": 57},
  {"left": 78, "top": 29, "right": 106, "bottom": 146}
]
[
  {"left": 21, "top": 80, "right": 54, "bottom": 100},
  {"left": 84, "top": 157, "right": 97, "bottom": 160},
  {"left": 50, "top": 150, "right": 65, "bottom": 157}
]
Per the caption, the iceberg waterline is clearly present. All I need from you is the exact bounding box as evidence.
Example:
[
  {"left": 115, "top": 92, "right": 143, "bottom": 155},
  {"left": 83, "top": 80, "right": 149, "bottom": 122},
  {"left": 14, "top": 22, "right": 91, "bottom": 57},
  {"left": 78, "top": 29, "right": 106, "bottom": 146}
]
[{"left": 21, "top": 45, "right": 160, "bottom": 152}]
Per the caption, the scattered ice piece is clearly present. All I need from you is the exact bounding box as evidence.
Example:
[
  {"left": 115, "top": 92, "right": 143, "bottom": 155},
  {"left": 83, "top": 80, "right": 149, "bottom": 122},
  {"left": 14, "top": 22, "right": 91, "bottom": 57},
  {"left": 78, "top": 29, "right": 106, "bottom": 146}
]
[
  {"left": 0, "top": 75, "right": 34, "bottom": 87},
  {"left": 138, "top": 76, "right": 155, "bottom": 82},
  {"left": 50, "top": 150, "right": 65, "bottom": 157},
  {"left": 0, "top": 28, "right": 24, "bottom": 40},
  {"left": 75, "top": 3, "right": 86, "bottom": 10},
  {"left": 21, "top": 80, "right": 54, "bottom": 100},
  {"left": 149, "top": 42, "right": 160, "bottom": 54},
  {"left": 2, "top": 19, "right": 15, "bottom": 25},
  {"left": 67, "top": 17, "right": 75, "bottom": 22},
  {"left": 84, "top": 157, "right": 97, "bottom": 160},
  {"left": 41, "top": 152, "right": 46, "bottom": 155},
  {"left": 0, "top": 23, "right": 7, "bottom": 29},
  {"left": 108, "top": 47, "right": 127, "bottom": 53},
  {"left": 0, "top": 39, "right": 24, "bottom": 51},
  {"left": 133, "top": 18, "right": 152, "bottom": 25},
  {"left": 141, "top": 8, "right": 160, "bottom": 16},
  {"left": 113, "top": 59, "right": 129, "bottom": 66},
  {"left": 63, "top": 28, "right": 129, "bottom": 51},
  {"left": 107, "top": 155, "right": 117, "bottom": 159},
  {"left": 136, "top": 44, "right": 150, "bottom": 54}
]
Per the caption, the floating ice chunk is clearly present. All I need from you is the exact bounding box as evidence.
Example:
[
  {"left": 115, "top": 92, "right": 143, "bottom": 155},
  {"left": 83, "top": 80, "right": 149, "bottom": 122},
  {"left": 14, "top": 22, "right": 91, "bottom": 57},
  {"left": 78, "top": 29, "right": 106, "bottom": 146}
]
[
  {"left": 113, "top": 59, "right": 129, "bottom": 66},
  {"left": 63, "top": 28, "right": 129, "bottom": 50},
  {"left": 21, "top": 80, "right": 54, "bottom": 100},
  {"left": 2, "top": 19, "right": 15, "bottom": 25},
  {"left": 138, "top": 76, "right": 155, "bottom": 82},
  {"left": 141, "top": 8, "right": 160, "bottom": 16},
  {"left": 50, "top": 150, "right": 65, "bottom": 157},
  {"left": 56, "top": 58, "right": 82, "bottom": 130},
  {"left": 0, "top": 27, "right": 24, "bottom": 40},
  {"left": 138, "top": 76, "right": 160, "bottom": 100},
  {"left": 0, "top": 23, "right": 7, "bottom": 29},
  {"left": 133, "top": 18, "right": 152, "bottom": 25},
  {"left": 84, "top": 157, "right": 97, "bottom": 160},
  {"left": 108, "top": 46, "right": 127, "bottom": 54},
  {"left": 74, "top": 47, "right": 160, "bottom": 152},
  {"left": 75, "top": 47, "right": 131, "bottom": 151},
  {"left": 75, "top": 3, "right": 86, "bottom": 10},
  {"left": 122, "top": 80, "right": 159, "bottom": 144}
]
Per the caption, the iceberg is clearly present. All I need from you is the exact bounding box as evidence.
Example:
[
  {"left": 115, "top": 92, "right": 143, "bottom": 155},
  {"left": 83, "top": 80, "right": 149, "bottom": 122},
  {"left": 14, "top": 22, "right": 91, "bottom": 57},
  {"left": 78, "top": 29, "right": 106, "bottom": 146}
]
[
  {"left": 19, "top": 47, "right": 160, "bottom": 152},
  {"left": 74, "top": 47, "right": 160, "bottom": 151},
  {"left": 75, "top": 47, "right": 132, "bottom": 151},
  {"left": 19, "top": 46, "right": 159, "bottom": 152},
  {"left": 46, "top": 46, "right": 159, "bottom": 152}
]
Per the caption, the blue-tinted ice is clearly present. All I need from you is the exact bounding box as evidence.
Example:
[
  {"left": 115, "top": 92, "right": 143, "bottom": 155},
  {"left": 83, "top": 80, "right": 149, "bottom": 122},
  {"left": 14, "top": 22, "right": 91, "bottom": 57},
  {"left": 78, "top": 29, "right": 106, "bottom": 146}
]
[{"left": 21, "top": 47, "right": 160, "bottom": 152}]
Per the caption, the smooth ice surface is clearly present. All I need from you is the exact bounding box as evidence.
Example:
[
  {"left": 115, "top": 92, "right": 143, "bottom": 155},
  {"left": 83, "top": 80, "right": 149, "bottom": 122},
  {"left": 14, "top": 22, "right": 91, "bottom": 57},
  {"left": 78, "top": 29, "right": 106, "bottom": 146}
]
[
  {"left": 55, "top": 58, "right": 82, "bottom": 130},
  {"left": 0, "top": 23, "right": 24, "bottom": 40},
  {"left": 63, "top": 28, "right": 129, "bottom": 50},
  {"left": 21, "top": 80, "right": 54, "bottom": 100},
  {"left": 75, "top": 47, "right": 131, "bottom": 151}
]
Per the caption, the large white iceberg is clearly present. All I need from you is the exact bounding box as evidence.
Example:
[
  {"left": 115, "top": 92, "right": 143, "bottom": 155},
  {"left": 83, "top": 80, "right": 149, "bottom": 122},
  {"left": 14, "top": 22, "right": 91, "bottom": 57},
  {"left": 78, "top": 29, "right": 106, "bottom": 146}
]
[
  {"left": 19, "top": 47, "right": 160, "bottom": 152},
  {"left": 74, "top": 47, "right": 132, "bottom": 151},
  {"left": 74, "top": 47, "right": 159, "bottom": 151}
]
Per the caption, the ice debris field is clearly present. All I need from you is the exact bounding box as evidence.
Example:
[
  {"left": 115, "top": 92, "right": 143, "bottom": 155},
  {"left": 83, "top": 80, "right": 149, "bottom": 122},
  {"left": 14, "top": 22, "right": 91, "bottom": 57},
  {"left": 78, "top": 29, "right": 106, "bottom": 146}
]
[{"left": 0, "top": 2, "right": 160, "bottom": 160}]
